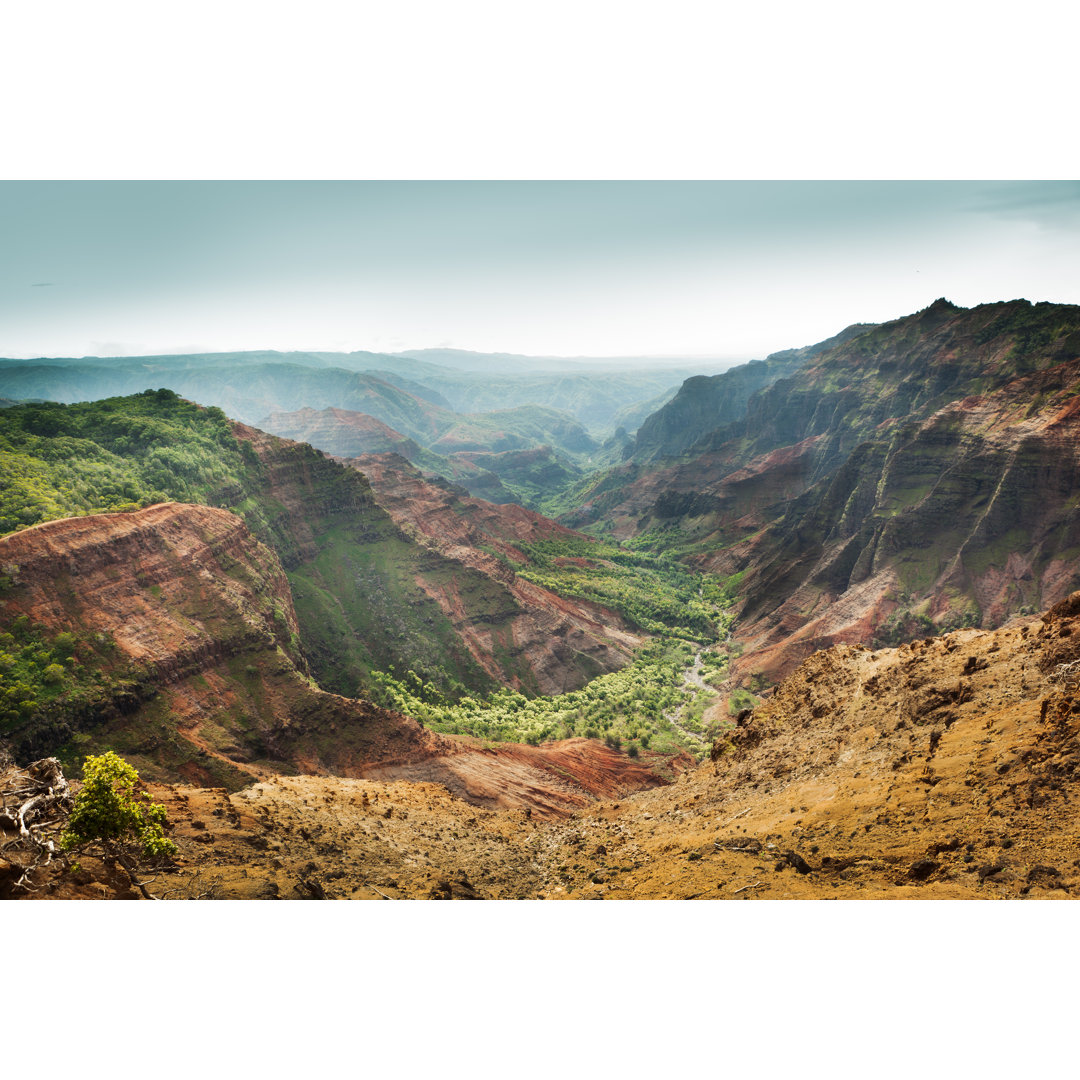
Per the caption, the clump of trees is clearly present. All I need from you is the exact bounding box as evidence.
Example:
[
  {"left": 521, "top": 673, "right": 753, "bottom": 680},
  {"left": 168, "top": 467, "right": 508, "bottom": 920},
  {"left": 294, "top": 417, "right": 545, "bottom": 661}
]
[
  {"left": 0, "top": 390, "right": 251, "bottom": 534},
  {"left": 0, "top": 615, "right": 127, "bottom": 738},
  {"left": 513, "top": 537, "right": 732, "bottom": 640},
  {"left": 369, "top": 638, "right": 720, "bottom": 755}
]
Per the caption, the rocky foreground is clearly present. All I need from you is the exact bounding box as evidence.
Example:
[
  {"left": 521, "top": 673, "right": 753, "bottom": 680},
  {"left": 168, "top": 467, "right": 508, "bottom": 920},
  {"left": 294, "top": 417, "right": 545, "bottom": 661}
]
[{"left": 6, "top": 592, "right": 1078, "bottom": 900}]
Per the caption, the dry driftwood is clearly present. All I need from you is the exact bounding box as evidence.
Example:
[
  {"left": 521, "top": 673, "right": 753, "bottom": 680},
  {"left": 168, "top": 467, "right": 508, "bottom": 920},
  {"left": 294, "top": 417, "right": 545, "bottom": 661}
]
[
  {"left": 0, "top": 757, "right": 73, "bottom": 894},
  {"left": 1050, "top": 660, "right": 1080, "bottom": 688}
]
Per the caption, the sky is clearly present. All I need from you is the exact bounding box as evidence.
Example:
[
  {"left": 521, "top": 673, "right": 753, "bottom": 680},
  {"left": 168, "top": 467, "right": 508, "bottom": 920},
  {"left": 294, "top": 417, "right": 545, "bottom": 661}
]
[{"left": 2, "top": 180, "right": 1079, "bottom": 363}]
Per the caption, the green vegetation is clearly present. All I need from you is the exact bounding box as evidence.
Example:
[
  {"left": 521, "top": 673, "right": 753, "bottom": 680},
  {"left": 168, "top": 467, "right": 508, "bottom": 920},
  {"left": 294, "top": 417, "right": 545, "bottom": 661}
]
[
  {"left": 871, "top": 605, "right": 981, "bottom": 648},
  {"left": 727, "top": 687, "right": 759, "bottom": 715},
  {"left": 0, "top": 390, "right": 257, "bottom": 534},
  {"left": 288, "top": 522, "right": 505, "bottom": 696},
  {"left": 60, "top": 750, "right": 175, "bottom": 860},
  {"left": 0, "top": 616, "right": 129, "bottom": 734},
  {"left": 368, "top": 539, "right": 744, "bottom": 756},
  {"left": 59, "top": 751, "right": 176, "bottom": 896},
  {"left": 370, "top": 638, "right": 721, "bottom": 755},
  {"left": 971, "top": 300, "right": 1076, "bottom": 366},
  {"left": 510, "top": 537, "right": 735, "bottom": 641}
]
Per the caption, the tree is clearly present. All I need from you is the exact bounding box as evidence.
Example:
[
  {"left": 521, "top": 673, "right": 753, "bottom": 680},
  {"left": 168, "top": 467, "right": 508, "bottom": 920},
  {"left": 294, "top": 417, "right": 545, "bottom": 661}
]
[{"left": 60, "top": 751, "right": 176, "bottom": 898}]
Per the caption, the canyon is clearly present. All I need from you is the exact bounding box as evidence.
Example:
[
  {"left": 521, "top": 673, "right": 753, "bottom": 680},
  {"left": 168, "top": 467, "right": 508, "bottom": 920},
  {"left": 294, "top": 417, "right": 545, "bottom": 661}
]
[{"left": 3, "top": 297, "right": 1080, "bottom": 900}]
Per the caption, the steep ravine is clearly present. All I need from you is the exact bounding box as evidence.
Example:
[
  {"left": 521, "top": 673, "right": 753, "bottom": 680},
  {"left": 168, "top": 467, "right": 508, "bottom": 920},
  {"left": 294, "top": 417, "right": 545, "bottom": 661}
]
[
  {"left": 0, "top": 502, "right": 672, "bottom": 818},
  {"left": 337, "top": 451, "right": 641, "bottom": 693},
  {"left": 566, "top": 300, "right": 1080, "bottom": 687},
  {"left": 232, "top": 423, "right": 638, "bottom": 697}
]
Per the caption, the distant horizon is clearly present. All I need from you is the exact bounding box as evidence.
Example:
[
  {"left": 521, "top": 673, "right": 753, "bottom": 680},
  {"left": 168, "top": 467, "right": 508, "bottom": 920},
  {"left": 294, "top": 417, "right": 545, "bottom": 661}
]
[
  {"left": 1, "top": 292, "right": 1071, "bottom": 369},
  {"left": 0, "top": 342, "right": 753, "bottom": 365}
]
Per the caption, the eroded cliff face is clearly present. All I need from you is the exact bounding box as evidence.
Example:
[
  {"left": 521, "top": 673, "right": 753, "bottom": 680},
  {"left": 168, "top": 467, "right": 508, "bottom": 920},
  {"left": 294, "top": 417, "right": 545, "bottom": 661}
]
[
  {"left": 630, "top": 322, "right": 877, "bottom": 464},
  {"left": 726, "top": 356, "right": 1080, "bottom": 685},
  {"left": 335, "top": 452, "right": 642, "bottom": 695},
  {"left": 567, "top": 300, "right": 1080, "bottom": 686},
  {"left": 0, "top": 502, "right": 450, "bottom": 786},
  {"left": 0, "top": 502, "right": 301, "bottom": 671}
]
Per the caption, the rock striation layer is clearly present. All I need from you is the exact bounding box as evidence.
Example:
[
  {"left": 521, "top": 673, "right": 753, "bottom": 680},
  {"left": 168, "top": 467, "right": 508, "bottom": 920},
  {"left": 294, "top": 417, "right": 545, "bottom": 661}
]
[{"left": 336, "top": 451, "right": 641, "bottom": 694}]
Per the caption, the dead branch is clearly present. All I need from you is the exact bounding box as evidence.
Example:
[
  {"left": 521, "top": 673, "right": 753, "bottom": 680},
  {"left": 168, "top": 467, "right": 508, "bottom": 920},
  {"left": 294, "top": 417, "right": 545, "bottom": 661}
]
[
  {"left": 733, "top": 880, "right": 764, "bottom": 895},
  {"left": 0, "top": 757, "right": 73, "bottom": 895},
  {"left": 108, "top": 844, "right": 160, "bottom": 900},
  {"left": 1050, "top": 660, "right": 1080, "bottom": 688}
]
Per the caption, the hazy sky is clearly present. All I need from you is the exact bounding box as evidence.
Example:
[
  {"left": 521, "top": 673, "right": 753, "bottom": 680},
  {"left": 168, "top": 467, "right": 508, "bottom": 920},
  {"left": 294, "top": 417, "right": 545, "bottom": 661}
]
[{"left": 2, "top": 180, "right": 1078, "bottom": 361}]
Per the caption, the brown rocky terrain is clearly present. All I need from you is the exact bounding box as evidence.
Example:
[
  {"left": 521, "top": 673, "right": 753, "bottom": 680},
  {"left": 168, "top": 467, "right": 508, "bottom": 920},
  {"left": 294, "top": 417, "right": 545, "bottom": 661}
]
[{"left": 10, "top": 591, "right": 1077, "bottom": 900}]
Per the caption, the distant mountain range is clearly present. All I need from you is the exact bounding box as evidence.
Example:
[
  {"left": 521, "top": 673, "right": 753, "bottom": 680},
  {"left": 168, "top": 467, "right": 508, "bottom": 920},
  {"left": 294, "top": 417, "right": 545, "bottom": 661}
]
[{"left": 0, "top": 346, "right": 727, "bottom": 437}]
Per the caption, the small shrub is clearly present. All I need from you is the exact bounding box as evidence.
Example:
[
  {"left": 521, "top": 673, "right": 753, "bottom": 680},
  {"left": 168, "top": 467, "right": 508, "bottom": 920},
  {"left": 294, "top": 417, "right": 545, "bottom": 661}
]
[
  {"left": 41, "top": 662, "right": 66, "bottom": 685},
  {"left": 60, "top": 752, "right": 176, "bottom": 896}
]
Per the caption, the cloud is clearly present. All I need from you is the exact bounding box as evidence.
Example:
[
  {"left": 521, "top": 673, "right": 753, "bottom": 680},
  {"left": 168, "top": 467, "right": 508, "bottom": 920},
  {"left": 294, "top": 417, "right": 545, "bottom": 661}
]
[
  {"left": 969, "top": 182, "right": 1080, "bottom": 228},
  {"left": 90, "top": 340, "right": 213, "bottom": 357}
]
